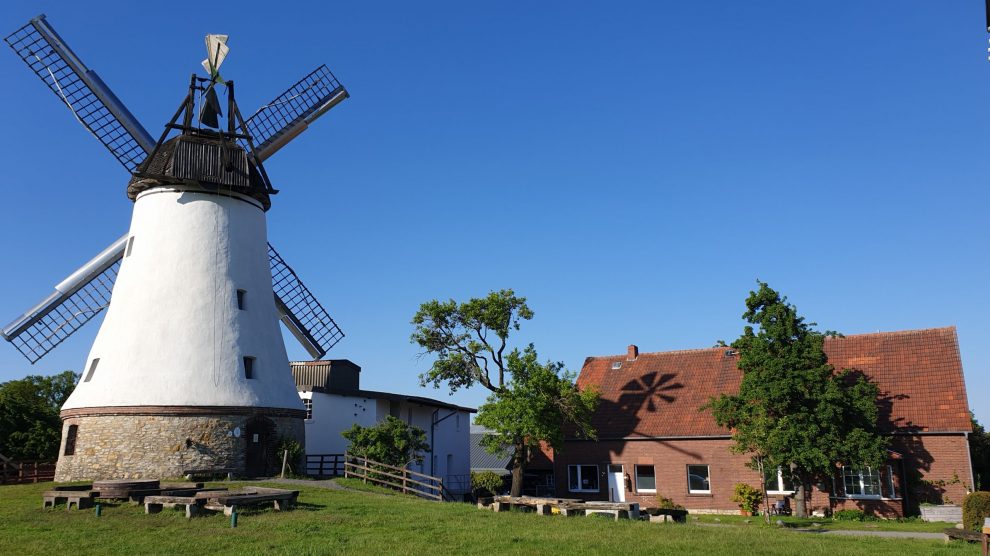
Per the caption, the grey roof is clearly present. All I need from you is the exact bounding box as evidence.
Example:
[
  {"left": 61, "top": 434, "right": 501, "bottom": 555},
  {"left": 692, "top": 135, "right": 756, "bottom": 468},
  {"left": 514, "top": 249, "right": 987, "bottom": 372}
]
[{"left": 470, "top": 426, "right": 511, "bottom": 474}]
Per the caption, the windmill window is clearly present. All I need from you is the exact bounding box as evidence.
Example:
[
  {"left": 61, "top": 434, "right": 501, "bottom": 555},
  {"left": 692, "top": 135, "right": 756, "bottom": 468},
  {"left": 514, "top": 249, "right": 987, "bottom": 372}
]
[
  {"left": 568, "top": 464, "right": 600, "bottom": 492},
  {"left": 84, "top": 358, "right": 99, "bottom": 382},
  {"left": 687, "top": 464, "right": 710, "bottom": 494},
  {"left": 635, "top": 465, "right": 656, "bottom": 492},
  {"left": 125, "top": 236, "right": 135, "bottom": 257},
  {"left": 304, "top": 398, "right": 313, "bottom": 420},
  {"left": 243, "top": 356, "right": 256, "bottom": 379},
  {"left": 236, "top": 289, "right": 246, "bottom": 310},
  {"left": 64, "top": 424, "right": 78, "bottom": 456}
]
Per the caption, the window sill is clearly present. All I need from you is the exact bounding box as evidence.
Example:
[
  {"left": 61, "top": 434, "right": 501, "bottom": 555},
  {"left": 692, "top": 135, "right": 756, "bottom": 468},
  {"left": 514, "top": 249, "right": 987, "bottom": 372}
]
[
  {"left": 767, "top": 491, "right": 795, "bottom": 496},
  {"left": 830, "top": 495, "right": 901, "bottom": 501},
  {"left": 687, "top": 492, "right": 712, "bottom": 497},
  {"left": 569, "top": 489, "right": 600, "bottom": 493},
  {"left": 636, "top": 489, "right": 657, "bottom": 494}
]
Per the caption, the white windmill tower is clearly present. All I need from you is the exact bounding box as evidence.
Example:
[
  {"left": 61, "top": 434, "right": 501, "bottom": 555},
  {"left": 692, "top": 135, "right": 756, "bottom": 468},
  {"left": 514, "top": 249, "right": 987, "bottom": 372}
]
[{"left": 3, "top": 16, "right": 349, "bottom": 480}]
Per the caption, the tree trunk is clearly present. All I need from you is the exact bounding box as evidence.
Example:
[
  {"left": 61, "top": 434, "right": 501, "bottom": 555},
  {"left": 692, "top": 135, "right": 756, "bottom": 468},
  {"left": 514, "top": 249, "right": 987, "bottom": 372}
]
[
  {"left": 509, "top": 442, "right": 528, "bottom": 497},
  {"left": 793, "top": 465, "right": 808, "bottom": 518},
  {"left": 757, "top": 456, "right": 771, "bottom": 524}
]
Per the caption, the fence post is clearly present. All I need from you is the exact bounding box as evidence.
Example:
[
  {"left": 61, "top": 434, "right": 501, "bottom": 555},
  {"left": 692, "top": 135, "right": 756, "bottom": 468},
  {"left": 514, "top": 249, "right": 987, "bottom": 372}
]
[
  {"left": 438, "top": 477, "right": 444, "bottom": 501},
  {"left": 402, "top": 469, "right": 408, "bottom": 495}
]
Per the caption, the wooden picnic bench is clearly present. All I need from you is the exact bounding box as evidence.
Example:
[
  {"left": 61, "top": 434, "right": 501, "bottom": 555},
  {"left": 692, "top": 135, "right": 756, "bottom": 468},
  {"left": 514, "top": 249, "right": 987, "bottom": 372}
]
[
  {"left": 144, "top": 495, "right": 208, "bottom": 518},
  {"left": 183, "top": 468, "right": 234, "bottom": 481},
  {"left": 42, "top": 489, "right": 97, "bottom": 510}
]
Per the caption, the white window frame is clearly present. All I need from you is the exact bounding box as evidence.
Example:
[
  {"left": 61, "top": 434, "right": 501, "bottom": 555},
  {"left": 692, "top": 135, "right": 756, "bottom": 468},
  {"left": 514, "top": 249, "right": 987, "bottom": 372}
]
[
  {"left": 885, "top": 465, "right": 898, "bottom": 499},
  {"left": 765, "top": 466, "right": 795, "bottom": 495},
  {"left": 568, "top": 464, "right": 600, "bottom": 493},
  {"left": 841, "top": 466, "right": 883, "bottom": 499},
  {"left": 634, "top": 465, "right": 657, "bottom": 493},
  {"left": 303, "top": 397, "right": 313, "bottom": 420},
  {"left": 687, "top": 464, "right": 711, "bottom": 494}
]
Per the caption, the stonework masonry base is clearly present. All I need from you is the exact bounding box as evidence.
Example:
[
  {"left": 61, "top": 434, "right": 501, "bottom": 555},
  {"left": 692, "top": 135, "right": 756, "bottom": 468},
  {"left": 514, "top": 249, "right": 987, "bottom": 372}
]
[{"left": 54, "top": 413, "right": 304, "bottom": 482}]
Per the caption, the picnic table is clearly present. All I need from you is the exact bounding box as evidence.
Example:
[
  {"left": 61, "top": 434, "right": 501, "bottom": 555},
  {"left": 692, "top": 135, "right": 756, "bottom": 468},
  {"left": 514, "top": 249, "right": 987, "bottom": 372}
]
[
  {"left": 202, "top": 487, "right": 299, "bottom": 516},
  {"left": 486, "top": 495, "right": 640, "bottom": 520}
]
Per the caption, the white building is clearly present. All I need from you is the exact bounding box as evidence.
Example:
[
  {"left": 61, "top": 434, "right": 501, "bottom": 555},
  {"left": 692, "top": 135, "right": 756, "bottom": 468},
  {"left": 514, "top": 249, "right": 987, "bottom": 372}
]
[{"left": 291, "top": 360, "right": 474, "bottom": 495}]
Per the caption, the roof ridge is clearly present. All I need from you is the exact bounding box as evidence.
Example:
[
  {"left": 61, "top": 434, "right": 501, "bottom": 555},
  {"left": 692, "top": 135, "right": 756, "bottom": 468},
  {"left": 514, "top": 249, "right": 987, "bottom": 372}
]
[
  {"left": 586, "top": 346, "right": 727, "bottom": 360},
  {"left": 827, "top": 326, "right": 956, "bottom": 340}
]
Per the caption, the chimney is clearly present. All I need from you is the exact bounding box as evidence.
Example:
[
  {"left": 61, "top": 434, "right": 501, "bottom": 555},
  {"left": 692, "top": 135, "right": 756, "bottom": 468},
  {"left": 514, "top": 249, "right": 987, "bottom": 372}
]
[{"left": 627, "top": 344, "right": 639, "bottom": 361}]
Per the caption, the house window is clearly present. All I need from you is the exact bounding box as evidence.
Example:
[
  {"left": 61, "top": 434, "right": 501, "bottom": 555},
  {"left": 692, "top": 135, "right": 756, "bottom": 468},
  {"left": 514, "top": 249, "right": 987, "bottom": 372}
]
[
  {"left": 125, "top": 236, "right": 135, "bottom": 257},
  {"left": 243, "top": 356, "right": 255, "bottom": 379},
  {"left": 842, "top": 466, "right": 882, "bottom": 498},
  {"left": 406, "top": 408, "right": 413, "bottom": 425},
  {"left": 763, "top": 466, "right": 795, "bottom": 494},
  {"left": 84, "top": 358, "right": 99, "bottom": 382},
  {"left": 568, "top": 465, "right": 600, "bottom": 492},
  {"left": 304, "top": 398, "right": 313, "bottom": 420},
  {"left": 885, "top": 465, "right": 898, "bottom": 499},
  {"left": 687, "top": 464, "right": 710, "bottom": 494},
  {"left": 635, "top": 465, "right": 656, "bottom": 492},
  {"left": 236, "top": 289, "right": 246, "bottom": 310},
  {"left": 389, "top": 401, "right": 400, "bottom": 418},
  {"left": 64, "top": 424, "right": 78, "bottom": 456}
]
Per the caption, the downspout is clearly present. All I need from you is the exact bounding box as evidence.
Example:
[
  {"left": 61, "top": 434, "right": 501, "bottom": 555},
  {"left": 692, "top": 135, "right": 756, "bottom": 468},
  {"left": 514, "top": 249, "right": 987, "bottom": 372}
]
[{"left": 964, "top": 431, "right": 976, "bottom": 492}]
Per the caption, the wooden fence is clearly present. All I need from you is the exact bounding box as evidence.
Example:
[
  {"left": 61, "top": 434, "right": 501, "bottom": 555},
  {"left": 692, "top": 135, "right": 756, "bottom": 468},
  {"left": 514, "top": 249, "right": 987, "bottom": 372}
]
[
  {"left": 0, "top": 453, "right": 55, "bottom": 484},
  {"left": 306, "top": 453, "right": 345, "bottom": 478},
  {"left": 343, "top": 453, "right": 445, "bottom": 501}
]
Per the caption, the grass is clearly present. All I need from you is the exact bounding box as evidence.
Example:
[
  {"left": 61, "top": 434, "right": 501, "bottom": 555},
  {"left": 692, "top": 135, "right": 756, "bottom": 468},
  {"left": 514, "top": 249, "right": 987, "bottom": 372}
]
[{"left": 0, "top": 480, "right": 980, "bottom": 555}]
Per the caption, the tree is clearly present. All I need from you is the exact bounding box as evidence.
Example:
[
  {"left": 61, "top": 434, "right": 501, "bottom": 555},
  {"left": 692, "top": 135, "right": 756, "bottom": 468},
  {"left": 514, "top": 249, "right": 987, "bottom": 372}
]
[
  {"left": 473, "top": 345, "right": 599, "bottom": 496},
  {"left": 412, "top": 289, "right": 599, "bottom": 496},
  {"left": 342, "top": 415, "right": 430, "bottom": 468},
  {"left": 0, "top": 371, "right": 78, "bottom": 460},
  {"left": 970, "top": 414, "right": 990, "bottom": 491},
  {"left": 703, "top": 282, "right": 888, "bottom": 518}
]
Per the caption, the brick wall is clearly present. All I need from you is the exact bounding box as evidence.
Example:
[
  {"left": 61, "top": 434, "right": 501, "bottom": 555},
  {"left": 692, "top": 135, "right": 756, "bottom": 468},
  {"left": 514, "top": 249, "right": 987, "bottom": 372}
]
[{"left": 555, "top": 433, "right": 972, "bottom": 517}]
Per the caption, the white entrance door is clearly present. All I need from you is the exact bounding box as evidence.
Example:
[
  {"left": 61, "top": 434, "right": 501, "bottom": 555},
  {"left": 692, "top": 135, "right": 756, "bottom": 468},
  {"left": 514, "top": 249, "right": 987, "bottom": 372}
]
[{"left": 607, "top": 464, "right": 625, "bottom": 502}]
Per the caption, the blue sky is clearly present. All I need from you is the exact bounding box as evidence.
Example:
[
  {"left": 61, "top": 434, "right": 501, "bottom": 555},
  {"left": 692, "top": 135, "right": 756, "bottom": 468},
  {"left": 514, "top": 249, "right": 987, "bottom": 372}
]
[{"left": 1, "top": 1, "right": 987, "bottom": 425}]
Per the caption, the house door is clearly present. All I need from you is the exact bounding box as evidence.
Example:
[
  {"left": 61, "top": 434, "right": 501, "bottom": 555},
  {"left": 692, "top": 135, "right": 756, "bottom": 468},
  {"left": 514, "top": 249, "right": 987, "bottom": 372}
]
[
  {"left": 245, "top": 417, "right": 276, "bottom": 477},
  {"left": 607, "top": 464, "right": 625, "bottom": 502}
]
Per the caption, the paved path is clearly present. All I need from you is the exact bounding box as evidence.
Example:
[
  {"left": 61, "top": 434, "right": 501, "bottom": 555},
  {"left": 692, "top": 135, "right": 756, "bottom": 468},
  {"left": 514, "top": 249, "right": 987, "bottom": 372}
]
[{"left": 792, "top": 528, "right": 945, "bottom": 540}]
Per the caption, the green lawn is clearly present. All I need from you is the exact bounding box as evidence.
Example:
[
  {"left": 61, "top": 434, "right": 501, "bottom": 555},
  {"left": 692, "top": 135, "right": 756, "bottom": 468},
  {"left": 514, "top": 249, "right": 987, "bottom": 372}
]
[{"left": 0, "top": 480, "right": 979, "bottom": 555}]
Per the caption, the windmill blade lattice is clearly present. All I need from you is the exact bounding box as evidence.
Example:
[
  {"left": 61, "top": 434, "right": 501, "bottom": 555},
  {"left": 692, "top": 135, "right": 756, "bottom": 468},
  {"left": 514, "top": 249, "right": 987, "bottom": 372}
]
[
  {"left": 244, "top": 65, "right": 348, "bottom": 161},
  {"left": 4, "top": 16, "right": 154, "bottom": 173},
  {"left": 268, "top": 243, "right": 344, "bottom": 359},
  {"left": 1, "top": 236, "right": 126, "bottom": 364}
]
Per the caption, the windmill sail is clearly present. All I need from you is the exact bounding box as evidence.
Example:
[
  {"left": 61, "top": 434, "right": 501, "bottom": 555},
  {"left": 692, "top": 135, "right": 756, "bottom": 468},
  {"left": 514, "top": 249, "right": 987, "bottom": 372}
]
[
  {"left": 243, "top": 64, "right": 349, "bottom": 161},
  {"left": 1, "top": 236, "right": 127, "bottom": 364},
  {"left": 4, "top": 15, "right": 155, "bottom": 173},
  {"left": 2, "top": 238, "right": 344, "bottom": 364},
  {"left": 268, "top": 243, "right": 345, "bottom": 359}
]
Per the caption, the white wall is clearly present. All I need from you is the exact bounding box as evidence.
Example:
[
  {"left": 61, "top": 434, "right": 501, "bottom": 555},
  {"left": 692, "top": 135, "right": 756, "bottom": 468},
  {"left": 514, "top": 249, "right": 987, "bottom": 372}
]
[
  {"left": 300, "top": 391, "right": 471, "bottom": 493},
  {"left": 64, "top": 188, "right": 300, "bottom": 411}
]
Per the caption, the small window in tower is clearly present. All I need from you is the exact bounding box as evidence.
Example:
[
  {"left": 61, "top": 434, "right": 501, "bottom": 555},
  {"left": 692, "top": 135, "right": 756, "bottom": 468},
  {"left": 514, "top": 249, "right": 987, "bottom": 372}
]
[
  {"left": 125, "top": 236, "right": 135, "bottom": 258},
  {"left": 243, "top": 356, "right": 256, "bottom": 379},
  {"left": 84, "top": 358, "right": 100, "bottom": 382},
  {"left": 236, "top": 289, "right": 246, "bottom": 310},
  {"left": 64, "top": 424, "right": 78, "bottom": 456},
  {"left": 304, "top": 398, "right": 313, "bottom": 420}
]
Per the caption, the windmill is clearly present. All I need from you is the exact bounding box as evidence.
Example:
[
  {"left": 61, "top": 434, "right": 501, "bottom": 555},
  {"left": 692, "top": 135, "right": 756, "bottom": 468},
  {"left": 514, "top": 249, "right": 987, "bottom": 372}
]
[{"left": 2, "top": 15, "right": 349, "bottom": 480}]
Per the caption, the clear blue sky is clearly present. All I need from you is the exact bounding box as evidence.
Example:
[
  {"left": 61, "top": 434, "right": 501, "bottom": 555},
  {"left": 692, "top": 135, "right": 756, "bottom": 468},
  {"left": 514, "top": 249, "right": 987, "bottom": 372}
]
[{"left": 1, "top": 1, "right": 987, "bottom": 425}]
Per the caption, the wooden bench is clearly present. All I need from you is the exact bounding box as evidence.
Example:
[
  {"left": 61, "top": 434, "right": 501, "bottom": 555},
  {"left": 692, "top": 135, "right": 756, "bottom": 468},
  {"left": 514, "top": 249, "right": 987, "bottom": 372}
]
[
  {"left": 202, "top": 488, "right": 299, "bottom": 516},
  {"left": 183, "top": 468, "right": 234, "bottom": 481},
  {"left": 562, "top": 501, "right": 641, "bottom": 520},
  {"left": 144, "top": 495, "right": 208, "bottom": 518},
  {"left": 42, "top": 490, "right": 96, "bottom": 510}
]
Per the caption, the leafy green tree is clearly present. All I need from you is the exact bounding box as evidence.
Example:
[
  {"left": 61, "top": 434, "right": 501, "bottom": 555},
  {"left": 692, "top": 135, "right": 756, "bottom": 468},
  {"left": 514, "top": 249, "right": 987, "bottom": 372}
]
[
  {"left": 970, "top": 414, "right": 990, "bottom": 491},
  {"left": 0, "top": 371, "right": 78, "bottom": 460},
  {"left": 342, "top": 415, "right": 430, "bottom": 468},
  {"left": 703, "top": 282, "right": 888, "bottom": 518},
  {"left": 412, "top": 289, "right": 599, "bottom": 496}
]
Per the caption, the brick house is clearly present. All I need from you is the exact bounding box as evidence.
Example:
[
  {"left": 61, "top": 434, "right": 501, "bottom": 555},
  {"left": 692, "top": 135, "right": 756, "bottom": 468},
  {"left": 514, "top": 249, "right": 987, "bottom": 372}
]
[{"left": 553, "top": 327, "right": 974, "bottom": 517}]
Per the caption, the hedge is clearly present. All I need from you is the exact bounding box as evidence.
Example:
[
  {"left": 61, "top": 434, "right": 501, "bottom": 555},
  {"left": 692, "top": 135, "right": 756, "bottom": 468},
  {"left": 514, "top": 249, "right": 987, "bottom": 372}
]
[{"left": 962, "top": 491, "right": 990, "bottom": 531}]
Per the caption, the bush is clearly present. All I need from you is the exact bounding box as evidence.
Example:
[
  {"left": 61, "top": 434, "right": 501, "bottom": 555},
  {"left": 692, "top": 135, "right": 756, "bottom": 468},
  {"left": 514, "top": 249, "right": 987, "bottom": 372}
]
[
  {"left": 833, "top": 509, "right": 866, "bottom": 521},
  {"left": 656, "top": 494, "right": 685, "bottom": 510},
  {"left": 731, "top": 483, "right": 762, "bottom": 514},
  {"left": 471, "top": 471, "right": 506, "bottom": 497},
  {"left": 962, "top": 491, "right": 990, "bottom": 531}
]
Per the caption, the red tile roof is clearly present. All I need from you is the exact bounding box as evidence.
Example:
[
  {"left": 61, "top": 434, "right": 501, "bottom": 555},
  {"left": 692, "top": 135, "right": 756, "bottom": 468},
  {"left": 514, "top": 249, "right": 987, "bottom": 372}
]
[{"left": 577, "top": 327, "right": 971, "bottom": 439}]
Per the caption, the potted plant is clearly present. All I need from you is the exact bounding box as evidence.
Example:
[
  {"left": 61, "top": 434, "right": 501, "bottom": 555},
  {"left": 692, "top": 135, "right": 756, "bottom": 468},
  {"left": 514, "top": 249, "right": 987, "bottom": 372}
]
[{"left": 732, "top": 483, "right": 762, "bottom": 516}]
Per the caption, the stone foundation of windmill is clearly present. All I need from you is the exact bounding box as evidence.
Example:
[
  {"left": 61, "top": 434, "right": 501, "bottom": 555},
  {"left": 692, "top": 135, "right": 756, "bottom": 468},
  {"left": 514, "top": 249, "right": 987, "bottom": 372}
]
[{"left": 54, "top": 411, "right": 304, "bottom": 481}]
